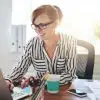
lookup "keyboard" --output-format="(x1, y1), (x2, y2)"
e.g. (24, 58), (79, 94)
(11, 86), (32, 100)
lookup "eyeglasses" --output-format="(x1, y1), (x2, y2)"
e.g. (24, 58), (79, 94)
(31, 21), (53, 30)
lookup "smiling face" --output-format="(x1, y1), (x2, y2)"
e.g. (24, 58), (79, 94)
(33, 13), (58, 40)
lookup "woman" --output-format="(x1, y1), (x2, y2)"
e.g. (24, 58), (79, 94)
(6, 5), (77, 90)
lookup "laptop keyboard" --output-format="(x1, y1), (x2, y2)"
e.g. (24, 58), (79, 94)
(11, 86), (32, 100)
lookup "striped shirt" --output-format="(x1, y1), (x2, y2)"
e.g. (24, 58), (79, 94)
(7, 34), (77, 85)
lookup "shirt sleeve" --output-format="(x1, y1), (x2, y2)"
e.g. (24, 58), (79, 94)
(6, 40), (33, 82)
(60, 36), (77, 85)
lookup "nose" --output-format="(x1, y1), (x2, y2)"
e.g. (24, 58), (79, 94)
(35, 28), (43, 33)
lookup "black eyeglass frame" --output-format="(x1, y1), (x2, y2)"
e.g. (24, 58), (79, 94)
(31, 21), (53, 30)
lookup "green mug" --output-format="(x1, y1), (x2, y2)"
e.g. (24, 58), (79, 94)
(46, 74), (60, 93)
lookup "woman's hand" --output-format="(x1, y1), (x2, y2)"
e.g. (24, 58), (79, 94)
(20, 76), (41, 88)
(5, 80), (14, 93)
(20, 77), (30, 88)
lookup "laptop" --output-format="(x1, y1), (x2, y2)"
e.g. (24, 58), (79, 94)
(0, 69), (32, 100)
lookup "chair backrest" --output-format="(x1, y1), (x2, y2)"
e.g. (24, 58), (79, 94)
(76, 40), (95, 79)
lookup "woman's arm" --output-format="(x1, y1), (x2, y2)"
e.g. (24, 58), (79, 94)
(6, 40), (33, 83)
(60, 37), (77, 85)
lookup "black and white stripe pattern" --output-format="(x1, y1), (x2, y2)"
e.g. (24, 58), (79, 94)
(7, 34), (77, 85)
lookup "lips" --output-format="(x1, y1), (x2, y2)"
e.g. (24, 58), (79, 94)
(37, 32), (45, 39)
(35, 29), (45, 38)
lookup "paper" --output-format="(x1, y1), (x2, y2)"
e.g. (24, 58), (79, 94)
(87, 93), (97, 100)
(85, 80), (100, 100)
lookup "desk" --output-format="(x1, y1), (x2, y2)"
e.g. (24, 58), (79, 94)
(25, 79), (94, 100)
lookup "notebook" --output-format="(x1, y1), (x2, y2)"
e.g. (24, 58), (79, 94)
(85, 80), (100, 100)
(12, 86), (32, 100)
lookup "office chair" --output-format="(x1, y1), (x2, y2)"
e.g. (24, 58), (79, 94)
(76, 40), (95, 79)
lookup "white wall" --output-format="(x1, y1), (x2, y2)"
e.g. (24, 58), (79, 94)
(0, 0), (12, 75)
(0, 0), (34, 76)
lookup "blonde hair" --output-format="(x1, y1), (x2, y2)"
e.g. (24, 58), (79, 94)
(31, 5), (63, 24)
(53, 5), (63, 22)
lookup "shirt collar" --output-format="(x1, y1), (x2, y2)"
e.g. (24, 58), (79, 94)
(38, 34), (62, 47)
